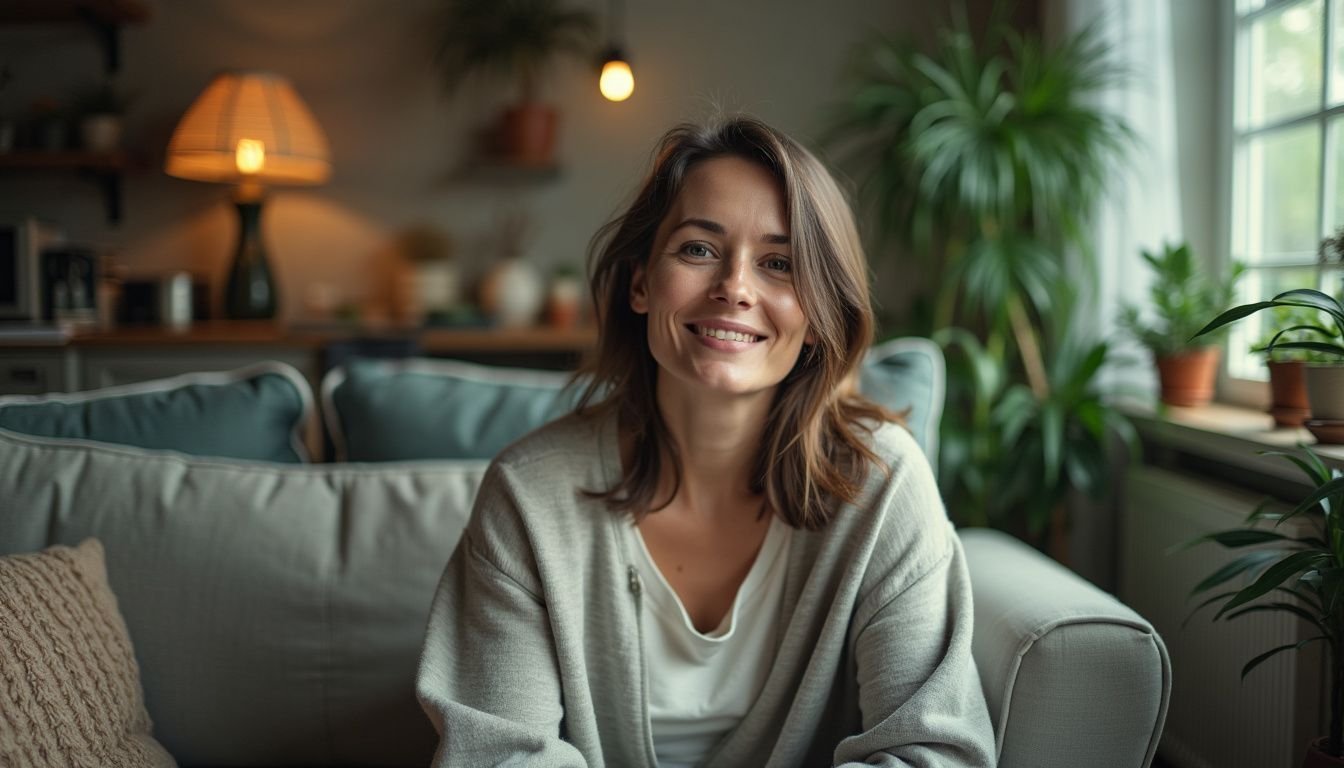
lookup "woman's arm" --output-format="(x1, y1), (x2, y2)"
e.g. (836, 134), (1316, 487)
(834, 435), (996, 767)
(415, 464), (588, 767)
(838, 527), (996, 766)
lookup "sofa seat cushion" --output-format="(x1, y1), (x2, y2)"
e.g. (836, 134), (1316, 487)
(0, 538), (176, 768)
(0, 362), (316, 463)
(0, 428), (486, 768)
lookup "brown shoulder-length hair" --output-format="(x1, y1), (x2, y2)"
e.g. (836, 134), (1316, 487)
(576, 115), (898, 531)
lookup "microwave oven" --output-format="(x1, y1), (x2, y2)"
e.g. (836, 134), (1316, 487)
(0, 216), (69, 323)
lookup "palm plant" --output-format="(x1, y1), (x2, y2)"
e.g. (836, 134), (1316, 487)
(1178, 446), (1344, 757)
(829, 3), (1133, 535)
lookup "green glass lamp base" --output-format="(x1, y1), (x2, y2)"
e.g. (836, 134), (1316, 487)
(224, 199), (278, 320)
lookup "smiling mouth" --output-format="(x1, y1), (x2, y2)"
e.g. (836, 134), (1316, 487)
(688, 324), (764, 343)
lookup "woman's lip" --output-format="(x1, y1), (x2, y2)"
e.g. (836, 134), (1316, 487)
(691, 329), (760, 351)
(685, 322), (766, 341)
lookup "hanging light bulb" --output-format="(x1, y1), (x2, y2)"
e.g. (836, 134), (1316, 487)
(598, 0), (634, 102)
(600, 48), (634, 102)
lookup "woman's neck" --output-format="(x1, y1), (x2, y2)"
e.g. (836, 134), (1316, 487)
(650, 376), (775, 518)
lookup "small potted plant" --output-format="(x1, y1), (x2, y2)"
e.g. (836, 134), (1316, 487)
(1178, 445), (1344, 766)
(434, 0), (596, 167)
(1195, 288), (1344, 434)
(1254, 305), (1333, 427)
(1119, 242), (1244, 407)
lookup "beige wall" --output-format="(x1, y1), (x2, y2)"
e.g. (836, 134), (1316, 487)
(0, 1), (991, 324)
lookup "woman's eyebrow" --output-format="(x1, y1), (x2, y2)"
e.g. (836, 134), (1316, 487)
(673, 217), (790, 245)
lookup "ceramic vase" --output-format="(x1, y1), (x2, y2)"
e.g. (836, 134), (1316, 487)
(80, 114), (122, 152)
(1305, 364), (1344, 421)
(479, 258), (543, 328)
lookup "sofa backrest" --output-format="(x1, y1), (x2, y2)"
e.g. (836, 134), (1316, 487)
(0, 428), (484, 768)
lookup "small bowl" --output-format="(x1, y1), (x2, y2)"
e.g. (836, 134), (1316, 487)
(1304, 419), (1344, 445)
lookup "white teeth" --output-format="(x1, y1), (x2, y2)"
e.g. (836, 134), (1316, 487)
(699, 326), (757, 343)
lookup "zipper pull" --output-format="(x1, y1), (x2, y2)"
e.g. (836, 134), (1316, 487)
(628, 565), (642, 596)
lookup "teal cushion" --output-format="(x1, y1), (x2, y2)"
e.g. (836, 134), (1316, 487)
(323, 358), (582, 462)
(324, 339), (945, 467)
(0, 362), (314, 463)
(861, 337), (944, 469)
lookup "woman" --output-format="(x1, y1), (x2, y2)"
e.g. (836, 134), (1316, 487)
(416, 117), (994, 767)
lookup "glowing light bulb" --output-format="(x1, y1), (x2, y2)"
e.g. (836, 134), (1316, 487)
(235, 138), (266, 174)
(600, 59), (634, 102)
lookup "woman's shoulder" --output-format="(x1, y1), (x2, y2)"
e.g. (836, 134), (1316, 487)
(490, 408), (614, 475)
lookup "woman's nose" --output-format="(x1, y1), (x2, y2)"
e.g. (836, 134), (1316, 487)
(711, 255), (756, 308)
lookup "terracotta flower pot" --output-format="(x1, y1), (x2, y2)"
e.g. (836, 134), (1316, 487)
(1267, 359), (1311, 427)
(1155, 347), (1221, 407)
(497, 103), (558, 168)
(1303, 736), (1344, 767)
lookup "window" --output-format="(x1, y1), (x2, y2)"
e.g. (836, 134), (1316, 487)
(1226, 0), (1344, 384)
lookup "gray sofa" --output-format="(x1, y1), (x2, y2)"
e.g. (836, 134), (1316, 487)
(0, 344), (1170, 767)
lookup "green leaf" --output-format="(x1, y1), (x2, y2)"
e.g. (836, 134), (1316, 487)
(1184, 549), (1281, 594)
(1192, 301), (1279, 339)
(1274, 289), (1344, 327)
(1182, 589), (1241, 629)
(1213, 551), (1330, 620)
(1241, 636), (1327, 681)
(1223, 602), (1330, 636)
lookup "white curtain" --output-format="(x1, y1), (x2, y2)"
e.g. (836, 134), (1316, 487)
(1046, 0), (1184, 396)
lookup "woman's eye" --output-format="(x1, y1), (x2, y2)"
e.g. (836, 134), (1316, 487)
(681, 243), (713, 259)
(764, 256), (792, 273)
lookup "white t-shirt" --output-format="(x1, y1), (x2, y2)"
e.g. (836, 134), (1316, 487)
(630, 515), (793, 767)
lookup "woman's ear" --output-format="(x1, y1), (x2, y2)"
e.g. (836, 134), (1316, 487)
(630, 263), (649, 314)
(805, 328), (816, 345)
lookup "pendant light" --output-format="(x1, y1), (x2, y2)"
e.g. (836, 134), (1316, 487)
(599, 0), (634, 102)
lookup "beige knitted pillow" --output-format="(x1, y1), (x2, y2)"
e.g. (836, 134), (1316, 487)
(0, 539), (176, 768)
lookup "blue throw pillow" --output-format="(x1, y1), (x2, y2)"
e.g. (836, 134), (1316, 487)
(860, 337), (945, 470)
(323, 358), (583, 462)
(0, 362), (315, 463)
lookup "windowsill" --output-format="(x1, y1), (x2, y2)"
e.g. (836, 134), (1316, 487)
(1119, 400), (1344, 485)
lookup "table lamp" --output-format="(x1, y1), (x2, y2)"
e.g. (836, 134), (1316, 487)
(165, 71), (330, 320)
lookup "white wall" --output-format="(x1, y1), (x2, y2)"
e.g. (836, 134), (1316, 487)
(0, 1), (983, 324)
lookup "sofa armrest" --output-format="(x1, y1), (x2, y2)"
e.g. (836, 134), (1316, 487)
(959, 528), (1171, 768)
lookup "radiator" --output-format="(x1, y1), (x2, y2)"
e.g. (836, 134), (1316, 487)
(1120, 465), (1326, 768)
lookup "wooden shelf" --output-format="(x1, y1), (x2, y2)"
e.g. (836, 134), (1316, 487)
(0, 150), (128, 223)
(4, 322), (600, 356)
(0, 0), (150, 73)
(0, 0), (149, 26)
(0, 150), (129, 171)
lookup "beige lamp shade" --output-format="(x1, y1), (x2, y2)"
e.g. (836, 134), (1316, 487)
(165, 71), (330, 186)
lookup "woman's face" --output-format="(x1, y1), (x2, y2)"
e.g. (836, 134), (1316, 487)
(630, 155), (813, 401)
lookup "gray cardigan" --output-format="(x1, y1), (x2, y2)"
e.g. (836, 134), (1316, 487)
(416, 411), (994, 767)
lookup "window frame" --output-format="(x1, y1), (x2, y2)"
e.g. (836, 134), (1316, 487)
(1219, 0), (1344, 408)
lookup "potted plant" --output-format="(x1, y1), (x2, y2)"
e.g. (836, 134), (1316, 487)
(1118, 242), (1243, 407)
(434, 0), (596, 167)
(1253, 305), (1332, 427)
(1179, 445), (1344, 765)
(1195, 288), (1344, 430)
